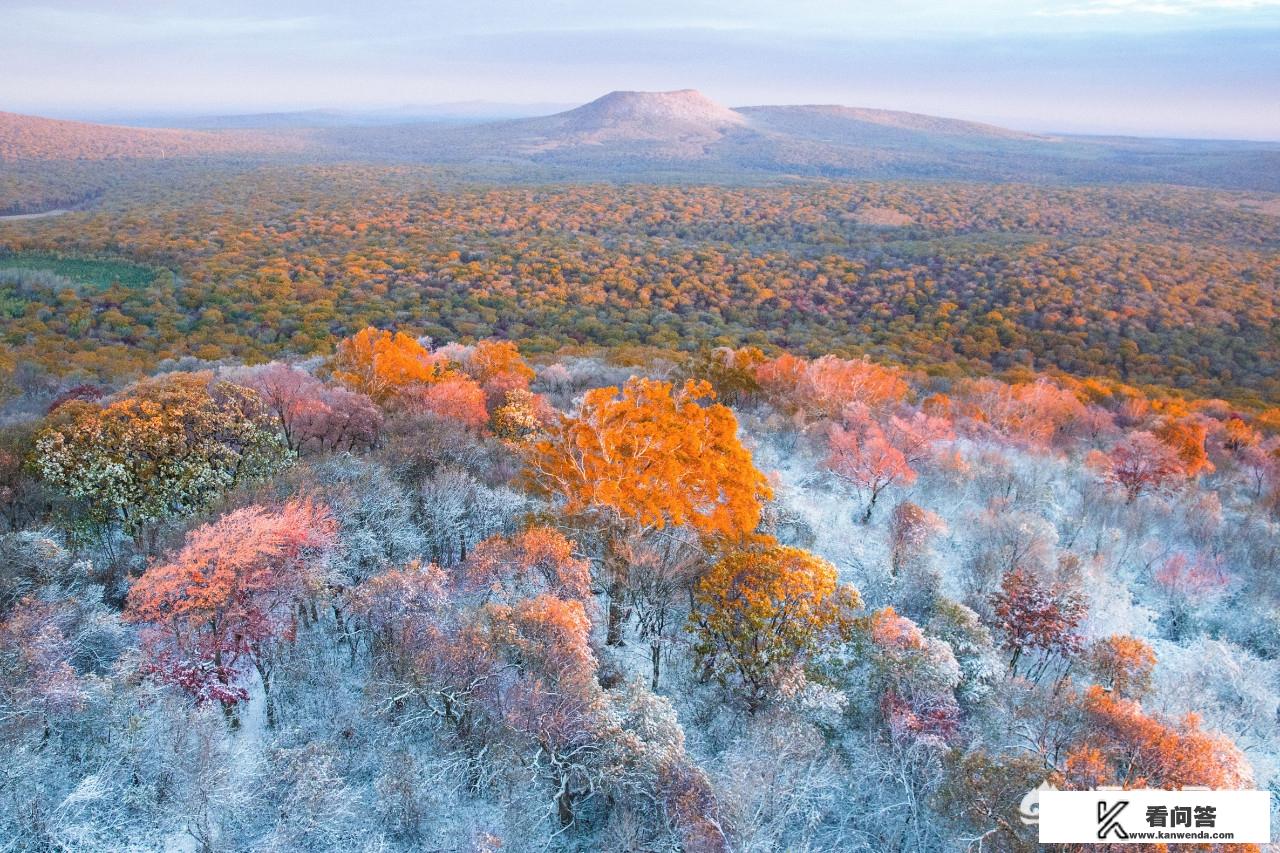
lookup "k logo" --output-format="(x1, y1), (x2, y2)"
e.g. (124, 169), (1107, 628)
(1097, 800), (1130, 840)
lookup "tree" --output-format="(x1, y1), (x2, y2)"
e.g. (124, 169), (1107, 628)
(0, 427), (48, 534)
(937, 749), (1046, 853)
(754, 353), (908, 419)
(462, 526), (592, 605)
(0, 597), (93, 736)
(523, 378), (772, 644)
(350, 553), (703, 836)
(864, 606), (962, 744)
(328, 327), (450, 404)
(32, 372), (290, 551)
(687, 346), (764, 406)
(230, 362), (381, 453)
(1090, 430), (1186, 503)
(1221, 416), (1260, 454)
(1153, 552), (1229, 639)
(990, 567), (1085, 679)
(803, 355), (909, 416)
(828, 418), (911, 524)
(1087, 635), (1156, 699)
(1063, 685), (1252, 790)
(491, 388), (550, 441)
(125, 499), (338, 725)
(487, 594), (604, 827)
(0, 530), (73, 616)
(623, 529), (709, 690)
(690, 544), (860, 711)
(888, 501), (946, 577)
(407, 375), (489, 430)
(1153, 418), (1213, 478)
(344, 560), (449, 678)
(467, 339), (537, 409)
(827, 406), (951, 524)
(960, 378), (1085, 448)
(926, 598), (1002, 707)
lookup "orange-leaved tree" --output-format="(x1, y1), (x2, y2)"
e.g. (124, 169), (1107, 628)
(1087, 635), (1157, 700)
(1153, 417), (1214, 478)
(689, 543), (860, 712)
(1062, 685), (1252, 791)
(328, 327), (451, 404)
(468, 339), (536, 405)
(522, 377), (772, 646)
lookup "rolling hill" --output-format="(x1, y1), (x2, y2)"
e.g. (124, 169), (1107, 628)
(0, 110), (307, 161)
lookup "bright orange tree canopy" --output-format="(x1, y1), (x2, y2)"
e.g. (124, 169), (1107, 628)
(328, 327), (449, 403)
(523, 377), (771, 540)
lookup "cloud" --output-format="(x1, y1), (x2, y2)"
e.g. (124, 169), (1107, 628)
(1040, 0), (1280, 15)
(4, 7), (322, 43)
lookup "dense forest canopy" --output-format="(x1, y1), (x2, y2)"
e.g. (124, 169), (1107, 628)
(1, 141), (1279, 851)
(1, 163), (1278, 407)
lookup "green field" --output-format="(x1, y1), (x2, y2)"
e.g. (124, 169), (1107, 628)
(0, 253), (157, 289)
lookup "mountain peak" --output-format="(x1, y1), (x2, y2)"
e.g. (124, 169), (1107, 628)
(567, 89), (746, 128)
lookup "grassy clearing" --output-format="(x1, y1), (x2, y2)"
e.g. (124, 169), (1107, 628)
(0, 253), (157, 289)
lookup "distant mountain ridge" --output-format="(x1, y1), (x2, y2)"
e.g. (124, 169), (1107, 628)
(739, 104), (1047, 141)
(3, 91), (1278, 191)
(0, 110), (305, 160)
(554, 89), (747, 133)
(474, 89), (750, 157)
(325, 90), (1276, 189)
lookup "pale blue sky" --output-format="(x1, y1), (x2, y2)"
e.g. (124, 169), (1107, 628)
(2, 0), (1278, 138)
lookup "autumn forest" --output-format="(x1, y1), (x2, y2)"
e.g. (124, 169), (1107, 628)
(1, 71), (1280, 853)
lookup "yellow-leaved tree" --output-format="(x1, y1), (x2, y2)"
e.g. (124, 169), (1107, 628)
(690, 544), (860, 712)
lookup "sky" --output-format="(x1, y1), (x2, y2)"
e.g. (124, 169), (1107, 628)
(2, 0), (1278, 139)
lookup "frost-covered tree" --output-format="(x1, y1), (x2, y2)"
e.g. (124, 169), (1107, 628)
(33, 372), (290, 550)
(126, 499), (338, 723)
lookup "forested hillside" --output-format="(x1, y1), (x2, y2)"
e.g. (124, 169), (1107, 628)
(5, 0), (1279, 843)
(2, 331), (1277, 850)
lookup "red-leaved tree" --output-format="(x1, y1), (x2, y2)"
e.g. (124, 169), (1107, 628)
(1092, 431), (1186, 503)
(233, 362), (382, 453)
(827, 407), (951, 523)
(126, 499), (338, 724)
(990, 567), (1086, 681)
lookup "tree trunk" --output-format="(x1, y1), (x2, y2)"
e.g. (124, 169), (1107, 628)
(261, 668), (275, 729)
(606, 579), (627, 646)
(213, 642), (238, 728)
(603, 536), (630, 646)
(859, 486), (884, 524)
(555, 775), (574, 828)
(650, 639), (662, 691)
